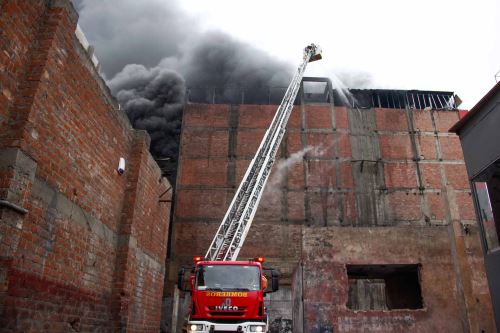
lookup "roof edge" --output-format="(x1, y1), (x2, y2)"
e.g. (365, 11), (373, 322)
(450, 81), (500, 133)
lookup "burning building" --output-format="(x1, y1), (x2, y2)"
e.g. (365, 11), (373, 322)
(165, 79), (497, 332)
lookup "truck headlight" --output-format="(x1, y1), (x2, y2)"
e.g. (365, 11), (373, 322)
(249, 325), (265, 332)
(189, 324), (204, 331)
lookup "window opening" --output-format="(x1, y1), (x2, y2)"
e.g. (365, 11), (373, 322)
(347, 264), (423, 310)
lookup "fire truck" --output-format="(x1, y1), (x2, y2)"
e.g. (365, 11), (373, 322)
(177, 44), (322, 333)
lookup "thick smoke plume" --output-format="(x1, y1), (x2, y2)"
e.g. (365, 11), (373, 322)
(108, 65), (185, 159)
(160, 32), (293, 104)
(75, 0), (293, 183)
(73, 0), (195, 77)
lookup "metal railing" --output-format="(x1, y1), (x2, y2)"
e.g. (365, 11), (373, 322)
(185, 82), (458, 110)
(347, 89), (457, 110)
(186, 86), (289, 105)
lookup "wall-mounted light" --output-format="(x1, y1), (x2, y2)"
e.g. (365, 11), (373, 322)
(117, 157), (125, 175)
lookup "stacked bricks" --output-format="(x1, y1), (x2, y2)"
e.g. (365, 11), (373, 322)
(173, 103), (473, 261)
(0, 1), (171, 332)
(171, 99), (495, 331)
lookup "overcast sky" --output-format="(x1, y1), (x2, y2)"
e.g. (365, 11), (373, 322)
(76, 0), (500, 109)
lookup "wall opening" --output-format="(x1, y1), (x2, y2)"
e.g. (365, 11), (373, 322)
(301, 77), (332, 104)
(346, 264), (423, 310)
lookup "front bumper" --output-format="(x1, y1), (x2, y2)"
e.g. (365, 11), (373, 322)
(186, 320), (267, 333)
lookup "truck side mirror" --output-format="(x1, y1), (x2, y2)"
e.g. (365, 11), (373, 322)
(271, 270), (279, 292)
(177, 268), (190, 292)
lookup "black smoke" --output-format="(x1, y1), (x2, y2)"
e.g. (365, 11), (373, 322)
(74, 0), (293, 184)
(108, 65), (185, 159)
(73, 0), (195, 77)
(173, 32), (292, 101)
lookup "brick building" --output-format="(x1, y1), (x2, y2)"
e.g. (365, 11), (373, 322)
(0, 1), (171, 332)
(167, 83), (497, 332)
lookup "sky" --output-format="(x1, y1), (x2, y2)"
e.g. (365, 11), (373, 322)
(177, 0), (500, 109)
(75, 0), (500, 109)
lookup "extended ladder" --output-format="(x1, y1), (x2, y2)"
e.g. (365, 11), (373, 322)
(205, 44), (322, 261)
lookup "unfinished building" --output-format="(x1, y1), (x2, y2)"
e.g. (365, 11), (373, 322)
(166, 79), (497, 332)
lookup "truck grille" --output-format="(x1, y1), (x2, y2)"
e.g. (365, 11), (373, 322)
(208, 306), (247, 317)
(208, 311), (245, 317)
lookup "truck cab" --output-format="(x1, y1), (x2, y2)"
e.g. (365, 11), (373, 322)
(178, 257), (279, 333)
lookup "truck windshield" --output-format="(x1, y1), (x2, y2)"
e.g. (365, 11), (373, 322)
(196, 265), (260, 291)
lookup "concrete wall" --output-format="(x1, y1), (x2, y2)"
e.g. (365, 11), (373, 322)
(170, 102), (496, 332)
(0, 1), (171, 332)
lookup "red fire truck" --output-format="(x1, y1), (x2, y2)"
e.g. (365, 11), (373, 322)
(178, 257), (279, 332)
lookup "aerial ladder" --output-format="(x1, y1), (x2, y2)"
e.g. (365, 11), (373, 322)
(205, 43), (322, 262)
(178, 44), (322, 333)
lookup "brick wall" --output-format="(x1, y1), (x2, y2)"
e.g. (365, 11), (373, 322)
(0, 1), (171, 332)
(0, 0), (48, 131)
(170, 101), (495, 331)
(296, 225), (495, 333)
(172, 104), (476, 256)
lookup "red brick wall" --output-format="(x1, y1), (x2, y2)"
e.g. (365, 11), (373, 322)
(173, 104), (478, 254)
(0, 0), (48, 131)
(0, 1), (171, 332)
(171, 102), (495, 331)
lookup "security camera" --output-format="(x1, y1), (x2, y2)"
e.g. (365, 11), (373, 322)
(117, 157), (125, 175)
